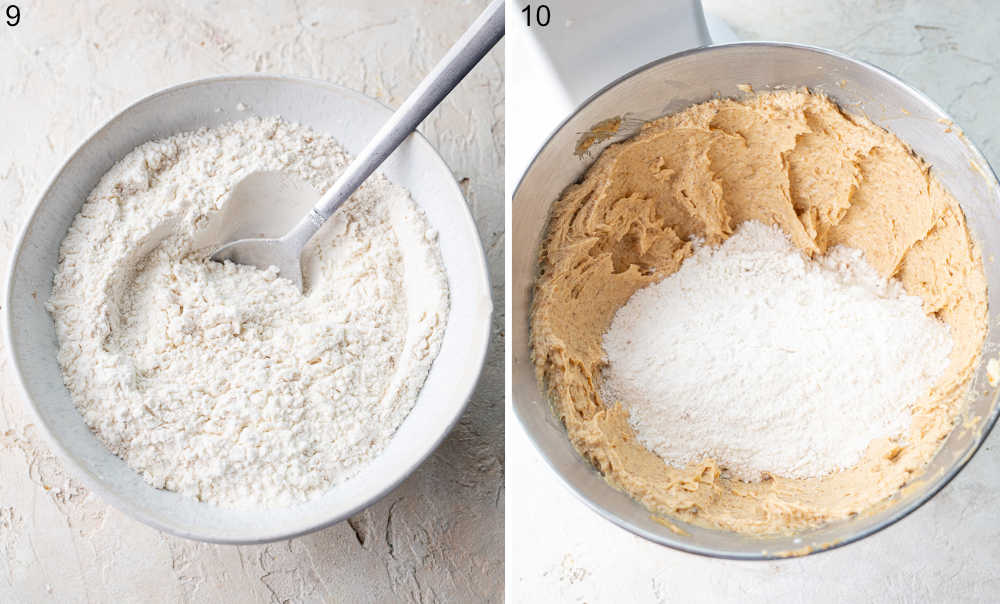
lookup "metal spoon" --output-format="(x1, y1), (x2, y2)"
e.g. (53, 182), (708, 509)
(211, 0), (504, 291)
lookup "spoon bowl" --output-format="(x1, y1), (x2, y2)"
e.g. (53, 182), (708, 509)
(212, 237), (303, 291)
(204, 170), (323, 292)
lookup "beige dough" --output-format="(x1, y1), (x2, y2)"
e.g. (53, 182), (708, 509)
(531, 90), (988, 535)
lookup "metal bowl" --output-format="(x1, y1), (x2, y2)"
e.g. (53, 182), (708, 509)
(511, 42), (1000, 559)
(5, 75), (493, 543)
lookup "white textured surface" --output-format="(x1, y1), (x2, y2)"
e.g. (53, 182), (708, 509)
(1, 1), (503, 602)
(507, 0), (1000, 602)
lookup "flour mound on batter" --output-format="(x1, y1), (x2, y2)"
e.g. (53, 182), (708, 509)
(48, 117), (449, 509)
(602, 220), (952, 482)
(531, 90), (988, 535)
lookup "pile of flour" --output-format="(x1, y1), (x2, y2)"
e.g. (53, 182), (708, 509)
(601, 221), (952, 481)
(47, 117), (449, 508)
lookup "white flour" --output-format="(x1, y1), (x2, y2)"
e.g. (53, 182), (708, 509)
(601, 221), (952, 481)
(47, 117), (449, 508)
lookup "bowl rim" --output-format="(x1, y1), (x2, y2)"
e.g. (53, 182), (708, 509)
(4, 73), (493, 544)
(511, 40), (1000, 560)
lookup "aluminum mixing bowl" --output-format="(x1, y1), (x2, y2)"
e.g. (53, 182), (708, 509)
(511, 42), (1000, 559)
(5, 75), (493, 543)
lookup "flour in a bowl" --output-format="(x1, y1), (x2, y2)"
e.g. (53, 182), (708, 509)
(47, 117), (449, 508)
(601, 221), (953, 482)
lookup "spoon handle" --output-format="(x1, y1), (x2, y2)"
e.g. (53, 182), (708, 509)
(288, 0), (505, 246)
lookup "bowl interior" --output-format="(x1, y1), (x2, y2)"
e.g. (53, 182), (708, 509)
(6, 76), (492, 543)
(511, 43), (1000, 558)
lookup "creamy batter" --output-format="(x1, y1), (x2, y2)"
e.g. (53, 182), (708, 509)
(531, 90), (988, 534)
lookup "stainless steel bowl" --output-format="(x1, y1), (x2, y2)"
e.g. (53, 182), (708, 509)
(511, 42), (1000, 559)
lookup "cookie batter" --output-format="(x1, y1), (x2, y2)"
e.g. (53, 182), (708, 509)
(531, 90), (988, 534)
